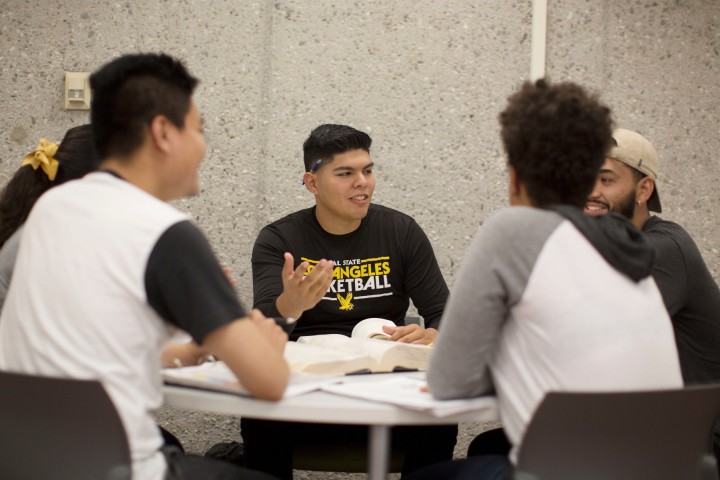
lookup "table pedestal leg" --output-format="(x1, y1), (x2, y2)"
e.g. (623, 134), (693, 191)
(368, 424), (391, 480)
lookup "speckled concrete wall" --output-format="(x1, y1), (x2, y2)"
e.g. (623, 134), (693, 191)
(2, 0), (719, 465)
(545, 0), (720, 276)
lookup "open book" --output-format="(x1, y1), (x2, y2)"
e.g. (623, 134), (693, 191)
(286, 323), (432, 375)
(162, 361), (339, 398)
(351, 317), (397, 340)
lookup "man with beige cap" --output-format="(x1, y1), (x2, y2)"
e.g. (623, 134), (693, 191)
(584, 128), (663, 227)
(585, 128), (720, 467)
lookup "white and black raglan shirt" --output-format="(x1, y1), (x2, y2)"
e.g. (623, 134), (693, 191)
(0, 172), (245, 480)
(428, 205), (684, 463)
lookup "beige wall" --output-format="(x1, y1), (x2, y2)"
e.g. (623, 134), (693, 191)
(2, 1), (717, 294)
(2, 0), (719, 457)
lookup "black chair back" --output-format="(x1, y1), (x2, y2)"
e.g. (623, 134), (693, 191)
(0, 370), (131, 480)
(515, 385), (720, 480)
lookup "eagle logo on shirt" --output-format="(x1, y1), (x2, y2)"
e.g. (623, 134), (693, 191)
(337, 292), (354, 311)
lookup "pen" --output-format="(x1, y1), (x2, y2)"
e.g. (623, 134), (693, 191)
(301, 159), (323, 185)
(309, 159), (323, 173)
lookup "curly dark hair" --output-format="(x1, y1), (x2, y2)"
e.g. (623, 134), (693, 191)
(0, 124), (99, 248)
(500, 79), (614, 208)
(302, 124), (372, 172)
(90, 53), (198, 160)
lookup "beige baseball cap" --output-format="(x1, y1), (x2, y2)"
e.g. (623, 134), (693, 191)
(608, 128), (662, 213)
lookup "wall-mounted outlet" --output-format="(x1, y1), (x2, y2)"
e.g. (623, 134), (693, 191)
(64, 72), (91, 110)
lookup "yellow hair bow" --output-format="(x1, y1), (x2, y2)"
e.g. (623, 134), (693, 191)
(21, 138), (60, 181)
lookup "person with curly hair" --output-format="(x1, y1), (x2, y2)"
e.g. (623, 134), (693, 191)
(406, 79), (684, 480)
(0, 124), (99, 309)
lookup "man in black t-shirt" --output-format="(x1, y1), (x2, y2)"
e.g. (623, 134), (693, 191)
(584, 128), (720, 385)
(254, 202), (448, 340)
(585, 128), (720, 468)
(253, 124), (448, 342)
(243, 124), (456, 479)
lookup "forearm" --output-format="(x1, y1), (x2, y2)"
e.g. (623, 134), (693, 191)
(161, 342), (206, 368)
(202, 319), (290, 401)
(274, 293), (305, 320)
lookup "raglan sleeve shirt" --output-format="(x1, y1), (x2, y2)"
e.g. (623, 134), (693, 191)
(427, 208), (558, 400)
(145, 221), (247, 342)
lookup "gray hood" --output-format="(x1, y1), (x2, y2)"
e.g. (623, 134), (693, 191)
(544, 205), (654, 282)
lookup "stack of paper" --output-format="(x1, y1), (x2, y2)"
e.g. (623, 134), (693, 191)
(162, 361), (340, 398)
(320, 375), (496, 417)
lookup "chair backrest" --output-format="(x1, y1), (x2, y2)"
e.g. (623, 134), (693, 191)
(515, 385), (720, 480)
(0, 370), (131, 480)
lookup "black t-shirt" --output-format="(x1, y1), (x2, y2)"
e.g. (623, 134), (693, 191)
(644, 216), (720, 385)
(145, 220), (246, 343)
(252, 204), (449, 339)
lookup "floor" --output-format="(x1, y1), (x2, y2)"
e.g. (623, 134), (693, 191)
(155, 405), (501, 479)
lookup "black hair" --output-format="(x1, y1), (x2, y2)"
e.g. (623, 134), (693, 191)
(302, 124), (372, 172)
(500, 79), (614, 208)
(0, 124), (99, 248)
(89, 52), (199, 160)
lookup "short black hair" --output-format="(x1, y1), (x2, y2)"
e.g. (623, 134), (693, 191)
(302, 124), (372, 172)
(89, 52), (199, 160)
(500, 79), (613, 208)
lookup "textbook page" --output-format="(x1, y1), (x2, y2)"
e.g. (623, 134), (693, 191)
(162, 361), (339, 398)
(296, 334), (432, 372)
(321, 375), (497, 417)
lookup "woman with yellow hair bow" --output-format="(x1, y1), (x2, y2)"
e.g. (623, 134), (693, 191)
(0, 124), (99, 309)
